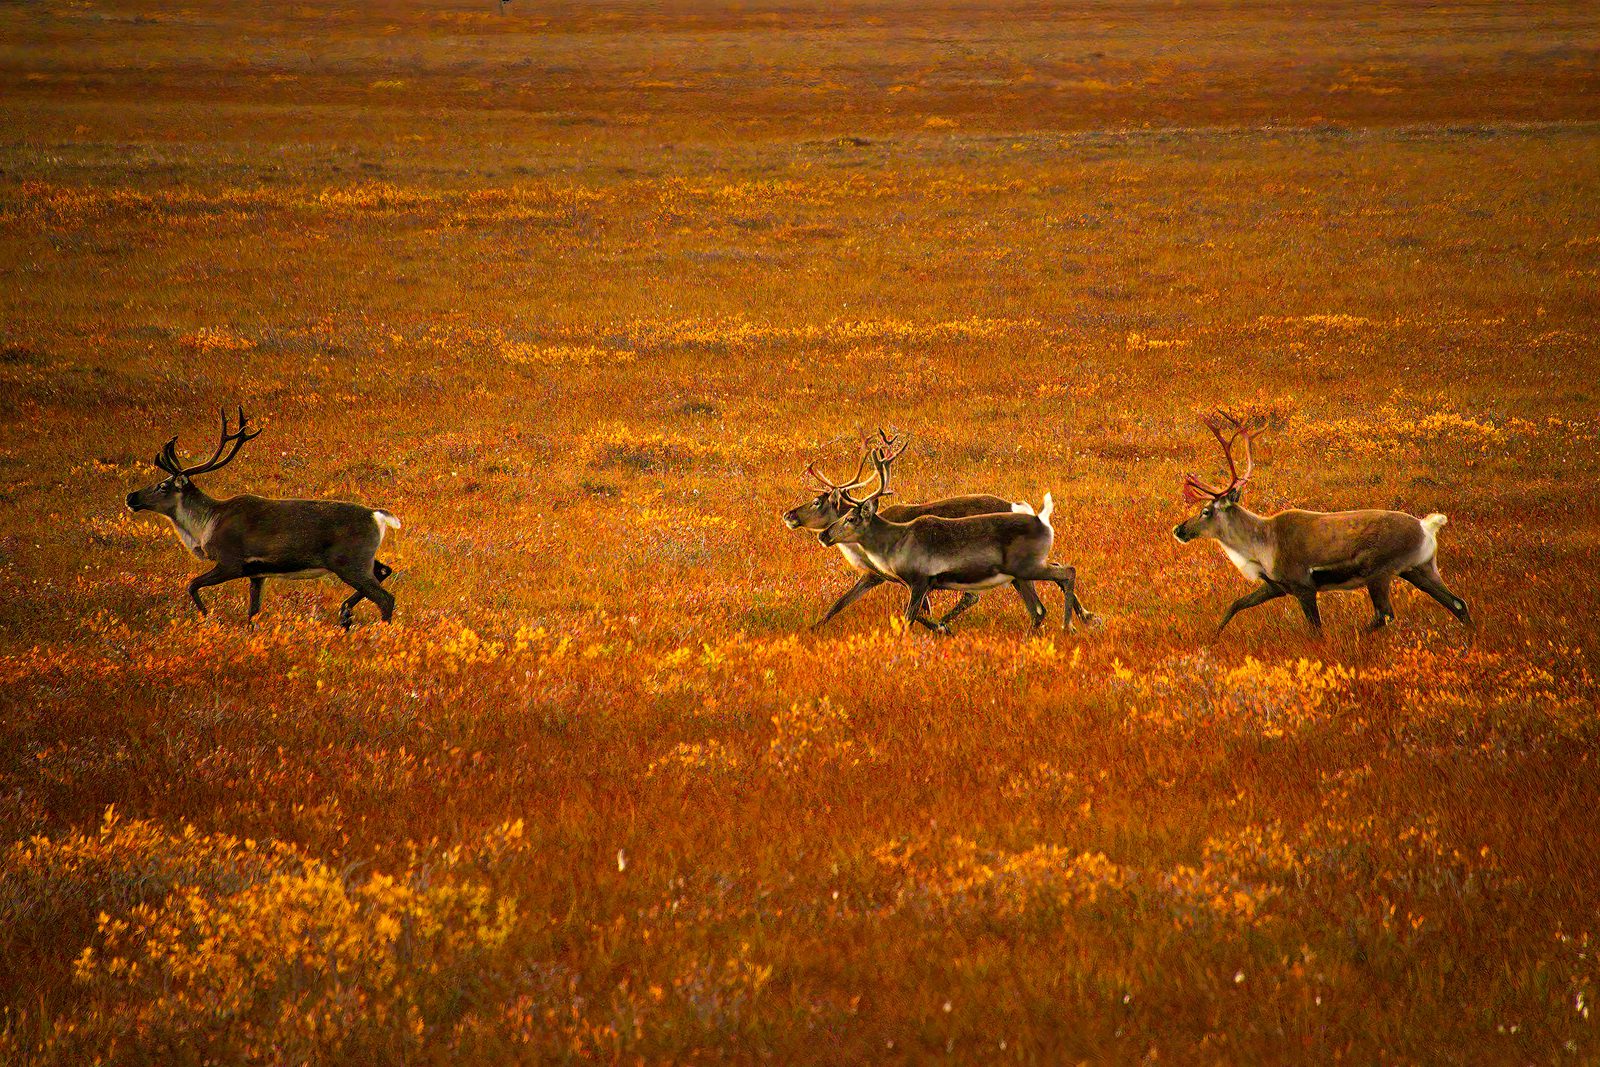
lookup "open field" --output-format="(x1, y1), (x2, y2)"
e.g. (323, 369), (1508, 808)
(2, 0), (1599, 1061)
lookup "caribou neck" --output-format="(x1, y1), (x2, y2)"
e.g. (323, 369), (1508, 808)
(854, 512), (910, 560)
(1215, 506), (1276, 577)
(823, 530), (888, 577)
(168, 486), (220, 557)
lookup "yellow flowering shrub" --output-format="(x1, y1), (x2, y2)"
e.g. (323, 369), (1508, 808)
(83, 512), (171, 547)
(874, 836), (1128, 921)
(180, 326), (254, 353)
(0, 809), (299, 974)
(64, 864), (514, 1063)
(648, 738), (744, 779)
(1114, 653), (1355, 740)
(766, 696), (877, 775)
(28, 821), (520, 1064)
(498, 340), (636, 369)
(582, 421), (734, 473)
(1310, 404), (1536, 457)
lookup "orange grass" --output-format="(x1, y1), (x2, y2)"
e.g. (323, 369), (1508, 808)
(2, 0), (1600, 1061)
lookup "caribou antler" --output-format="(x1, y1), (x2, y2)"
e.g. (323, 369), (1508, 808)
(1180, 472), (1224, 504)
(873, 430), (908, 466)
(154, 436), (184, 476)
(158, 407), (263, 479)
(805, 434), (879, 494)
(871, 432), (908, 494)
(1181, 409), (1265, 502)
(848, 431), (908, 507)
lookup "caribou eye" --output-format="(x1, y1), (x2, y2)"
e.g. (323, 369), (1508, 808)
(1202, 504), (1213, 517)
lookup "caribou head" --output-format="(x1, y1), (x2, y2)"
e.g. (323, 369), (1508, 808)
(126, 406), (261, 522)
(781, 430), (900, 531)
(1172, 410), (1266, 545)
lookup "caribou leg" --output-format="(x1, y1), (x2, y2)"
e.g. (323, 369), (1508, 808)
(1365, 579), (1395, 632)
(1217, 581), (1287, 634)
(187, 562), (244, 617)
(1043, 558), (1097, 626)
(813, 573), (886, 629)
(1013, 563), (1077, 630)
(936, 591), (983, 628)
(247, 576), (265, 625)
(1073, 593), (1098, 625)
(1010, 581), (1047, 629)
(1294, 590), (1323, 630)
(904, 578), (949, 634)
(1399, 562), (1472, 626)
(338, 559), (395, 628)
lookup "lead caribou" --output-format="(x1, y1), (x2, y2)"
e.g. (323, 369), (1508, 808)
(818, 447), (1080, 634)
(125, 409), (400, 627)
(1173, 411), (1471, 633)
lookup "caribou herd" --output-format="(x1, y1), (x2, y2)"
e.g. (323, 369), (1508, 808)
(125, 408), (1472, 636)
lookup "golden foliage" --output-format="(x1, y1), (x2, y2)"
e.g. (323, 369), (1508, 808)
(2, 0), (1599, 1060)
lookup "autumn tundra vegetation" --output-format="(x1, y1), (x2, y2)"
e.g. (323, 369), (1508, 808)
(2, 0), (1599, 1062)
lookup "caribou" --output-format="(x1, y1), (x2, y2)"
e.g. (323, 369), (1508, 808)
(1173, 411), (1471, 633)
(784, 434), (1024, 629)
(817, 447), (1079, 635)
(784, 434), (1092, 631)
(125, 408), (400, 627)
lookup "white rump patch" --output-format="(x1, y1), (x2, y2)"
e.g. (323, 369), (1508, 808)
(373, 510), (402, 544)
(1011, 502), (1035, 516)
(1037, 492), (1054, 528)
(1415, 512), (1447, 565)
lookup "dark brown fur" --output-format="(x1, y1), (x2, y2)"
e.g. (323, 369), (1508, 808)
(820, 494), (1077, 635)
(126, 414), (398, 626)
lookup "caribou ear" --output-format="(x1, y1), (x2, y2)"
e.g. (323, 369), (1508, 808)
(1223, 486), (1242, 505)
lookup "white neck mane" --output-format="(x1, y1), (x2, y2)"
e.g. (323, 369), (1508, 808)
(167, 496), (214, 558)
